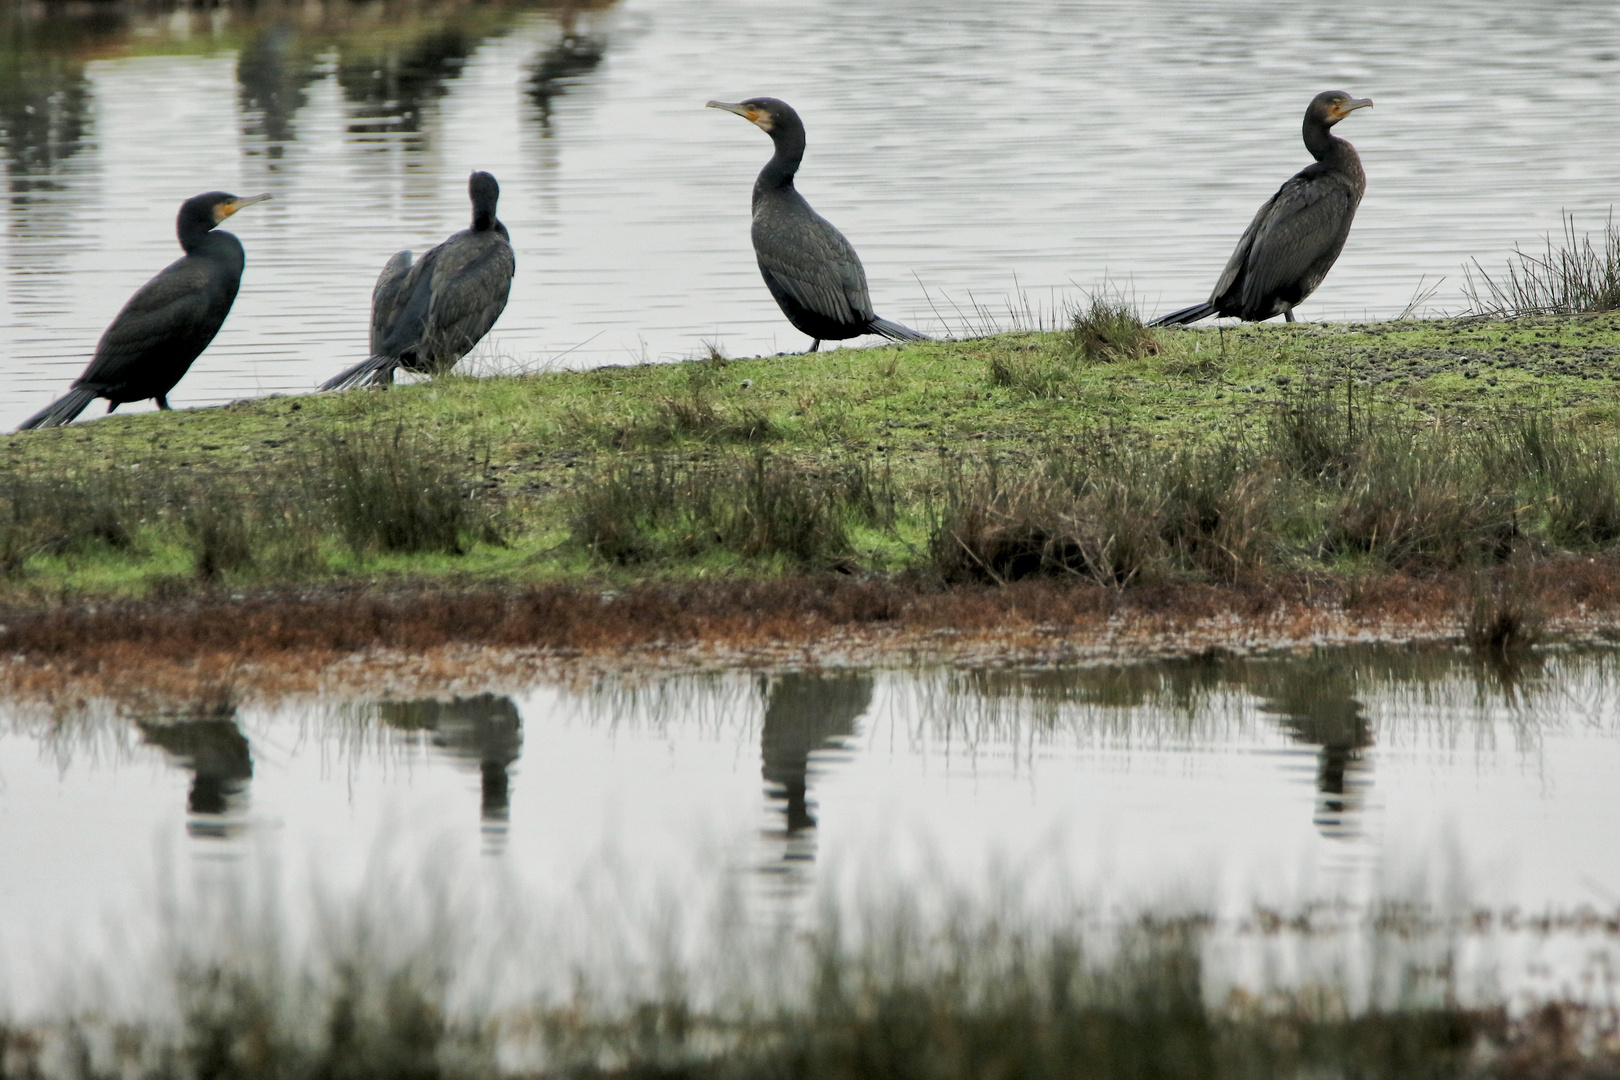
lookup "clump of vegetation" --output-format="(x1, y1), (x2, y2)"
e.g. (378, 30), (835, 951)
(1465, 571), (1546, 658)
(1321, 428), (1519, 570)
(987, 345), (1076, 399)
(0, 423), (505, 588)
(1270, 385), (1365, 483)
(182, 480), (257, 580)
(612, 360), (776, 448)
(0, 465), (141, 573)
(568, 451), (888, 568)
(1488, 417), (1620, 548)
(1158, 445), (1279, 580)
(929, 449), (1236, 587)
(928, 455), (1145, 585)
(1071, 292), (1161, 363)
(312, 425), (502, 557)
(1463, 212), (1620, 316)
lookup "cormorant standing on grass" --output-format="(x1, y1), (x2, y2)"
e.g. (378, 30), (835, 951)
(707, 97), (927, 352)
(322, 170), (515, 389)
(17, 191), (271, 430)
(1154, 91), (1372, 326)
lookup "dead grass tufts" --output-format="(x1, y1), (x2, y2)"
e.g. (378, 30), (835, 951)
(929, 454), (1164, 587)
(931, 444), (1276, 586)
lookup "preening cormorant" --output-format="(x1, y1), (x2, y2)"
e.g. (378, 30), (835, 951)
(17, 191), (271, 430)
(707, 97), (926, 351)
(322, 170), (515, 389)
(1154, 91), (1372, 326)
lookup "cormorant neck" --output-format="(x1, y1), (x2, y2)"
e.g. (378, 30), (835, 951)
(1303, 117), (1343, 162)
(473, 209), (497, 231)
(178, 223), (224, 256)
(758, 122), (806, 191)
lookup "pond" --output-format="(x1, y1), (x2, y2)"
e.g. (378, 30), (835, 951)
(4, 0), (1620, 428)
(2, 645), (1617, 1016)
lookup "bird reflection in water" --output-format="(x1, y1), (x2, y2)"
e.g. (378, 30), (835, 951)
(236, 22), (322, 156)
(759, 672), (873, 875)
(337, 29), (478, 139)
(527, 28), (607, 129)
(375, 694), (523, 850)
(1250, 663), (1374, 839)
(136, 709), (253, 841)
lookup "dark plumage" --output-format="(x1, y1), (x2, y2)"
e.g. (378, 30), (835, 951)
(1155, 91), (1373, 327)
(322, 170), (515, 390)
(17, 191), (270, 430)
(707, 96), (926, 352)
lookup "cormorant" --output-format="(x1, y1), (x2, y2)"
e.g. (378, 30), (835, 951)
(1154, 91), (1372, 326)
(17, 191), (271, 430)
(707, 97), (926, 351)
(322, 170), (515, 389)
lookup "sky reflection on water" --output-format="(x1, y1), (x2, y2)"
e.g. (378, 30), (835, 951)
(1, 644), (1618, 1011)
(5, 0), (1620, 427)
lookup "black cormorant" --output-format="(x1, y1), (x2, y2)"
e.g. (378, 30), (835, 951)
(707, 97), (926, 351)
(1154, 91), (1372, 326)
(17, 191), (271, 430)
(322, 170), (515, 389)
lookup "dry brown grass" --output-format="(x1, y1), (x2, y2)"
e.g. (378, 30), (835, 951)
(5, 557), (1620, 704)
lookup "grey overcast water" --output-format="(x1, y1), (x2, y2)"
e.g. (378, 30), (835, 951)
(3, 0), (1620, 428)
(2, 647), (1619, 1013)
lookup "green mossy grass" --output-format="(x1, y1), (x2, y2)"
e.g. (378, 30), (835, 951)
(8, 313), (1620, 602)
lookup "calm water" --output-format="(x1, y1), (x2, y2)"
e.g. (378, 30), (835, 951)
(2, 646), (1617, 1013)
(4, 0), (1620, 428)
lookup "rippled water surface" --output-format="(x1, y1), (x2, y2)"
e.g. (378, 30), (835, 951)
(2, 646), (1618, 1011)
(4, 0), (1620, 427)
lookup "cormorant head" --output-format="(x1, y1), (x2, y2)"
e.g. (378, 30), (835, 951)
(468, 170), (501, 231)
(706, 96), (802, 139)
(1310, 90), (1373, 128)
(177, 191), (271, 240)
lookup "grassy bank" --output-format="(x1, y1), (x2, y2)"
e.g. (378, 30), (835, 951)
(7, 312), (1620, 654)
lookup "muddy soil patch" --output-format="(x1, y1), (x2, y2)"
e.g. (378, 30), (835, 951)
(5, 558), (1620, 703)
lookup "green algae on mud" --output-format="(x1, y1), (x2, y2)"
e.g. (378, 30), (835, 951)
(5, 315), (1620, 610)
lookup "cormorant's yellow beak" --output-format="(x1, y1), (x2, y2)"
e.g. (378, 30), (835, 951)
(215, 193), (272, 223)
(706, 100), (772, 131)
(1333, 97), (1373, 119)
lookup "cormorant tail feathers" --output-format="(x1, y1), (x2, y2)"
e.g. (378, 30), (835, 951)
(869, 317), (928, 342)
(320, 355), (400, 392)
(17, 387), (98, 431)
(1151, 302), (1219, 327)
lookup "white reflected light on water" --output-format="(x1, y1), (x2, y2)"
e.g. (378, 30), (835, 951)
(1, 649), (1618, 1013)
(3, 0), (1620, 427)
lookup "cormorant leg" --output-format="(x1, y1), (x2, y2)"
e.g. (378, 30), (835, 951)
(809, 339), (821, 353)
(156, 395), (172, 410)
(107, 402), (120, 414)
(1283, 307), (1296, 324)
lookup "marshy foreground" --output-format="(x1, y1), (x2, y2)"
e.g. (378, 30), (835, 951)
(7, 317), (1620, 1074)
(7, 312), (1620, 682)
